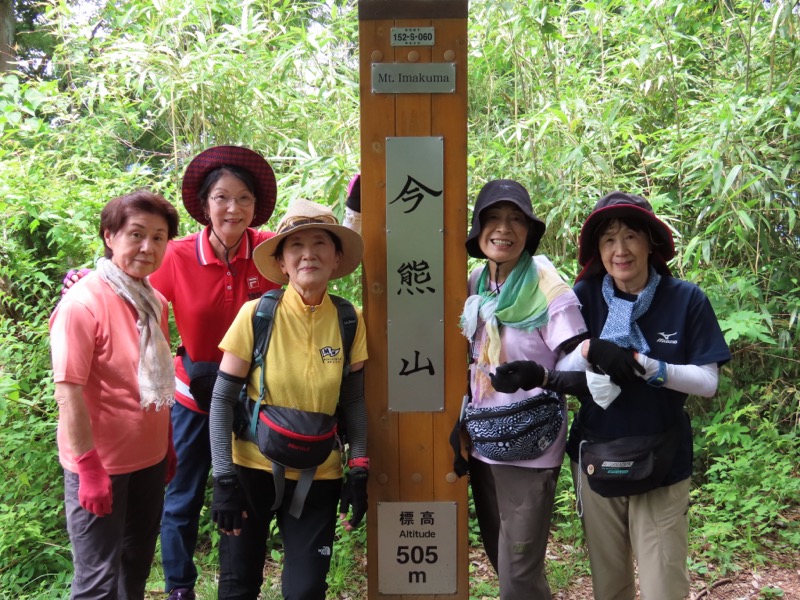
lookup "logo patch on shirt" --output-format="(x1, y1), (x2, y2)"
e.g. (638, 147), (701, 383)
(657, 331), (678, 344)
(320, 346), (342, 363)
(247, 276), (259, 290)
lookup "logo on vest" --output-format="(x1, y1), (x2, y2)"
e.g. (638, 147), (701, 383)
(319, 346), (342, 364)
(657, 331), (678, 344)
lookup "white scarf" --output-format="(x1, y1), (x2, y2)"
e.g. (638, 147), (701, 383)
(97, 258), (175, 410)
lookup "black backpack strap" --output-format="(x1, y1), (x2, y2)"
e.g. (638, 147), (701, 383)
(289, 469), (316, 519)
(270, 463), (286, 511)
(329, 294), (357, 376)
(248, 289), (284, 438)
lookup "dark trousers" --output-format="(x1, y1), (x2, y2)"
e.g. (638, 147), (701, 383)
(217, 465), (342, 600)
(161, 402), (212, 591)
(469, 456), (560, 600)
(65, 458), (166, 600)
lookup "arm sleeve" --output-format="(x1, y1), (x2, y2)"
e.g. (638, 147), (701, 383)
(537, 351), (590, 396)
(339, 369), (367, 460)
(557, 343), (590, 371)
(209, 371), (246, 478)
(636, 354), (719, 397)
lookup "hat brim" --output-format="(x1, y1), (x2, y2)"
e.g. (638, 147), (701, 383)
(253, 223), (364, 285)
(465, 196), (546, 259)
(181, 146), (277, 227)
(576, 204), (674, 282)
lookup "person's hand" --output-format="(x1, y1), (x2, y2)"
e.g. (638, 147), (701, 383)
(339, 468), (368, 531)
(75, 448), (113, 517)
(490, 361), (546, 392)
(61, 268), (91, 296)
(586, 338), (645, 385)
(211, 475), (248, 535)
(165, 420), (177, 485)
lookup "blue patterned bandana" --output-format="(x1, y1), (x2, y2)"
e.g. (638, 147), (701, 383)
(599, 267), (661, 354)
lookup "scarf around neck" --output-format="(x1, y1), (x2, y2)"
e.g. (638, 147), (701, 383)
(599, 266), (661, 354)
(97, 257), (175, 410)
(461, 251), (555, 396)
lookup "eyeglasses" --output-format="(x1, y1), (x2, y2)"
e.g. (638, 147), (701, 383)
(210, 195), (256, 208)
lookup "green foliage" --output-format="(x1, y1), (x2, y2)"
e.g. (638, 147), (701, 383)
(691, 387), (800, 574)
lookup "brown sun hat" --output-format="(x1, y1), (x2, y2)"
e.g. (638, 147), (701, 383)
(181, 146), (277, 227)
(576, 191), (674, 282)
(253, 198), (364, 285)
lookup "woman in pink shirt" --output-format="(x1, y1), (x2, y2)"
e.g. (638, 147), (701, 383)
(50, 190), (179, 599)
(61, 147), (280, 600)
(458, 180), (588, 600)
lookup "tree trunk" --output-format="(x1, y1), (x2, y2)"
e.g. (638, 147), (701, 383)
(0, 0), (14, 72)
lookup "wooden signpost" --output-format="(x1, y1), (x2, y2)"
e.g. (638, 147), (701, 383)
(358, 1), (469, 598)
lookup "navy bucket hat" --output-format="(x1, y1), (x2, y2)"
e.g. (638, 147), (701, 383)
(465, 179), (546, 259)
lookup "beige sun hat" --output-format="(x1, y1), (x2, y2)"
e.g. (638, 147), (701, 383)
(253, 198), (364, 285)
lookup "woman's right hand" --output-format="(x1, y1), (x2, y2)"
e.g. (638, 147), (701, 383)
(61, 268), (91, 295)
(211, 475), (248, 535)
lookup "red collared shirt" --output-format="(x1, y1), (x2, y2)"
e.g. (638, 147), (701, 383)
(150, 227), (279, 412)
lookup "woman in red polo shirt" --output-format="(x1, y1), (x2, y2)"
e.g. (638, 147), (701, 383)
(152, 146), (281, 600)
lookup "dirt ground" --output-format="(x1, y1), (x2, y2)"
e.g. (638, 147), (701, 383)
(253, 544), (800, 599)
(464, 540), (800, 600)
(551, 563), (800, 600)
(511, 545), (800, 600)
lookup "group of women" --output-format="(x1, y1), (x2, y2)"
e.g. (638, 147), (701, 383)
(462, 180), (730, 600)
(52, 146), (367, 600)
(51, 144), (729, 600)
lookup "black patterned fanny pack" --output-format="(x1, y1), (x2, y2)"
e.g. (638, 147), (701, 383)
(463, 390), (563, 462)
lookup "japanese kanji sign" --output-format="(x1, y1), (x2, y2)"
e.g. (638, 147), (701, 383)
(386, 136), (444, 412)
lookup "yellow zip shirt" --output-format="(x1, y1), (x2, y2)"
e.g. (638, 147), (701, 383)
(219, 284), (368, 479)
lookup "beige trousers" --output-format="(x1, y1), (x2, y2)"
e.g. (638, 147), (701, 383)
(571, 462), (690, 600)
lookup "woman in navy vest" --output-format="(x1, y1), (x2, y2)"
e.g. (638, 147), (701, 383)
(492, 192), (731, 599)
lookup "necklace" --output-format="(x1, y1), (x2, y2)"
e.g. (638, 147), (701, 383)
(210, 228), (245, 276)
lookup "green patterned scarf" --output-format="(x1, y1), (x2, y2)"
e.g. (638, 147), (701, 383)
(461, 251), (549, 368)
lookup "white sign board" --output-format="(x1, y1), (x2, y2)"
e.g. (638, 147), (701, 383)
(377, 501), (458, 594)
(390, 27), (435, 46)
(372, 63), (456, 94)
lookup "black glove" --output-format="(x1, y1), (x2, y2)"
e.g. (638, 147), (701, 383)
(586, 338), (645, 385)
(211, 475), (247, 533)
(345, 175), (361, 213)
(490, 360), (546, 393)
(339, 468), (368, 529)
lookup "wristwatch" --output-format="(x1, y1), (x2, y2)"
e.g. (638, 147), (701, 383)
(647, 360), (667, 388)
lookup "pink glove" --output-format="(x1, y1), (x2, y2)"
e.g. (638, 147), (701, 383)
(165, 419), (177, 484)
(61, 268), (92, 296)
(75, 448), (113, 517)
